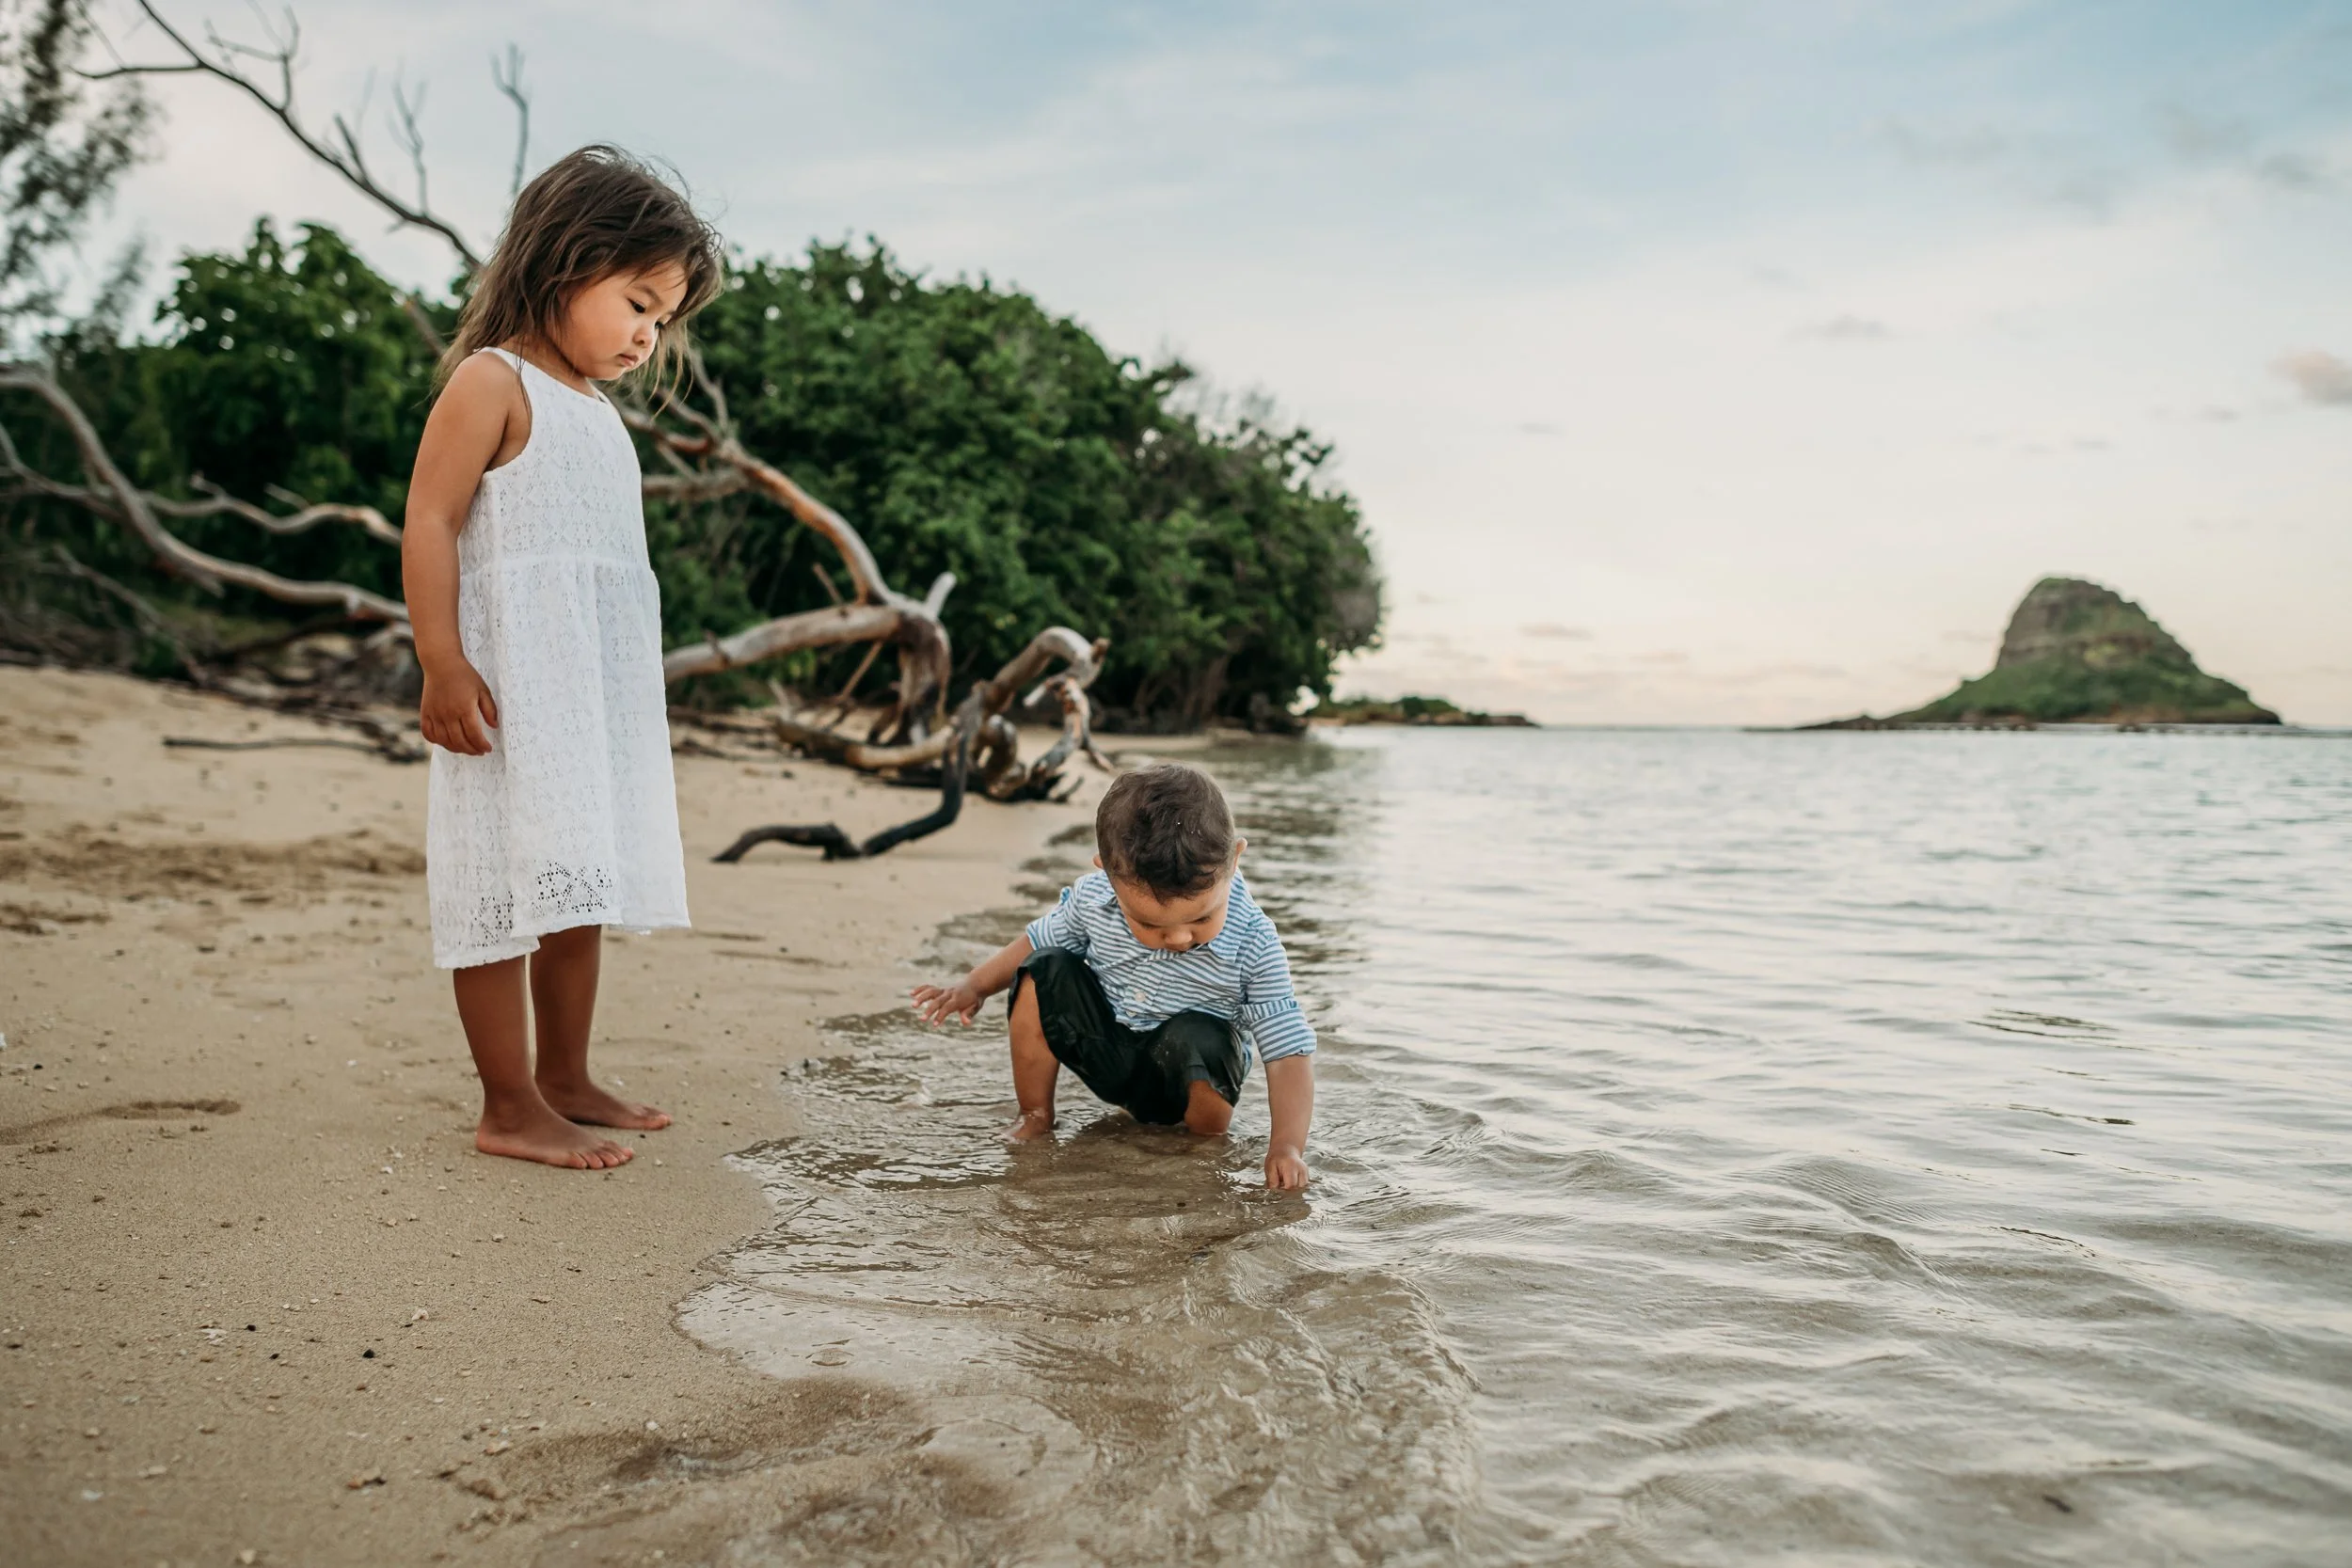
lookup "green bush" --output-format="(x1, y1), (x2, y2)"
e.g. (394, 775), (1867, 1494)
(7, 226), (1380, 727)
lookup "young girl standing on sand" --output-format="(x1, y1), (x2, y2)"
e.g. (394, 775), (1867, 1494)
(402, 146), (723, 1170)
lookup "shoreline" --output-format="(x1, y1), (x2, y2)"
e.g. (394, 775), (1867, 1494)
(0, 665), (1088, 1564)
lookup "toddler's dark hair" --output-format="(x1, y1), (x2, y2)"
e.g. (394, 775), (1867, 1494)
(437, 144), (723, 394)
(1095, 763), (1236, 899)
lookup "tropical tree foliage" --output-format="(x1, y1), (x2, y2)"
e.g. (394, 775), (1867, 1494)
(0, 0), (151, 347)
(678, 244), (1379, 724)
(10, 217), (1381, 726)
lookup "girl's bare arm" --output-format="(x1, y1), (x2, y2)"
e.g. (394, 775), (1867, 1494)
(402, 356), (524, 755)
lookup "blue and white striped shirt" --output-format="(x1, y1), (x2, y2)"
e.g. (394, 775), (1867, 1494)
(1024, 870), (1316, 1070)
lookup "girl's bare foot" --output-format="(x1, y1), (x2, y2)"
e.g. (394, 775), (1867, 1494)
(538, 1076), (672, 1131)
(476, 1104), (634, 1169)
(1003, 1110), (1056, 1144)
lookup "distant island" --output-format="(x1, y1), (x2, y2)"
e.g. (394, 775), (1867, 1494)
(1808, 577), (2280, 729)
(1314, 694), (1536, 727)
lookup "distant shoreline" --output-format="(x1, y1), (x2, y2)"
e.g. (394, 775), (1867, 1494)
(1312, 694), (1536, 728)
(1758, 721), (2347, 737)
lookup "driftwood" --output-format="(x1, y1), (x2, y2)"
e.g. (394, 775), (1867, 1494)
(0, 366), (406, 622)
(715, 630), (1109, 863)
(164, 735), (391, 756)
(10, 1), (1114, 846)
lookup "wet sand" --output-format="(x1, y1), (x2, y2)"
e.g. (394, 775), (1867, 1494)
(0, 665), (1086, 1565)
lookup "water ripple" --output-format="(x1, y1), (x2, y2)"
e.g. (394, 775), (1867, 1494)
(675, 728), (2351, 1565)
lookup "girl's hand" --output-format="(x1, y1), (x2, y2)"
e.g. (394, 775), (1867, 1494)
(1263, 1146), (1310, 1192)
(419, 658), (500, 755)
(911, 980), (984, 1026)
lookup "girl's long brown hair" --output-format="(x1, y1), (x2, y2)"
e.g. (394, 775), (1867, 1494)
(437, 144), (724, 397)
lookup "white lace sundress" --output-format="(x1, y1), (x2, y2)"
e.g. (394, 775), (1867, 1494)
(425, 347), (690, 969)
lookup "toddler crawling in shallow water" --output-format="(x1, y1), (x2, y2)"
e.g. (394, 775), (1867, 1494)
(912, 762), (1316, 1190)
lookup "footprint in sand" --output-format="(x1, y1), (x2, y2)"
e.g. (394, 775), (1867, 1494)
(0, 1098), (243, 1146)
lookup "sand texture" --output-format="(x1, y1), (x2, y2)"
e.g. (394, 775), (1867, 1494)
(0, 666), (1085, 1565)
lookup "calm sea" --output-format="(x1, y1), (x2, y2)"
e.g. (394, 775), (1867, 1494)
(680, 727), (2352, 1565)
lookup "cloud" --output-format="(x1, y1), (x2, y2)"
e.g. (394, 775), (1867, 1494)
(1518, 622), (1591, 640)
(1878, 118), (2124, 216)
(2157, 105), (2255, 163)
(1797, 314), (1890, 342)
(2275, 350), (2352, 405)
(2159, 104), (2334, 192)
(1881, 120), (2010, 169)
(2257, 151), (2332, 191)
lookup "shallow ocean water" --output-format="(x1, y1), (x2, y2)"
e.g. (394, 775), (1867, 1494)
(680, 728), (2352, 1564)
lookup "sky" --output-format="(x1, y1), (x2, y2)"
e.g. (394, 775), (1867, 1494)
(84, 0), (2352, 723)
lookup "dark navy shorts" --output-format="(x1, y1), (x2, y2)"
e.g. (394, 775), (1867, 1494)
(1016, 948), (1246, 1126)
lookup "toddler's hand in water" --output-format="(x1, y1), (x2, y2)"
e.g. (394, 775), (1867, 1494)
(911, 980), (984, 1026)
(1264, 1147), (1309, 1192)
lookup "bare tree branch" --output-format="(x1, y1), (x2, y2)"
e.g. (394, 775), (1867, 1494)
(384, 71), (430, 221)
(984, 674), (1103, 801)
(0, 365), (406, 622)
(490, 44), (529, 199)
(659, 602), (898, 683)
(614, 406), (898, 607)
(637, 467), (748, 505)
(769, 714), (958, 772)
(0, 424), (400, 547)
(87, 1), (485, 271)
(177, 477), (401, 544)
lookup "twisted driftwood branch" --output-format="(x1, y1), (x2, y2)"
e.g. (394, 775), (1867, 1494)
(3, 442), (403, 546)
(715, 630), (1108, 862)
(0, 365), (407, 623)
(171, 478), (402, 545)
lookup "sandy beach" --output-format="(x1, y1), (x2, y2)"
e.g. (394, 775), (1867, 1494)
(0, 665), (1088, 1565)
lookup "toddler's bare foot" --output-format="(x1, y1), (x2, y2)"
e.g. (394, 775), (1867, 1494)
(539, 1077), (672, 1132)
(476, 1105), (634, 1170)
(1003, 1110), (1056, 1144)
